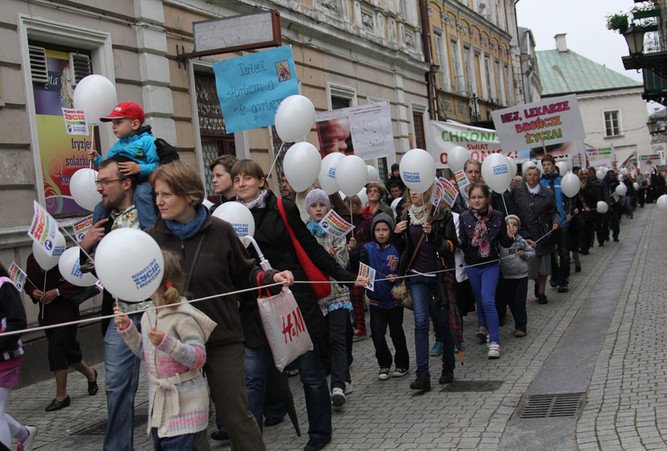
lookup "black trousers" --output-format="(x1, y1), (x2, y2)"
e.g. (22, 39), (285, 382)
(550, 228), (571, 283)
(370, 307), (409, 370)
(44, 325), (83, 371)
(498, 277), (528, 332)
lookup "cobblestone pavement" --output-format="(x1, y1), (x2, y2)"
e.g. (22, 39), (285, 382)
(6, 205), (666, 450)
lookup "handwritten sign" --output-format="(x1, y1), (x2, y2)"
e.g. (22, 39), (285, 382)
(7, 262), (27, 291)
(28, 201), (61, 256)
(358, 262), (376, 291)
(491, 94), (585, 152)
(319, 209), (354, 237)
(62, 108), (88, 135)
(73, 215), (94, 243)
(213, 45), (299, 133)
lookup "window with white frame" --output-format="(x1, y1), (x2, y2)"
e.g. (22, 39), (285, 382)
(604, 111), (622, 137)
(495, 60), (503, 104)
(484, 55), (493, 100)
(328, 83), (357, 110)
(504, 64), (512, 103)
(451, 39), (464, 93)
(464, 45), (476, 95)
(434, 29), (450, 91)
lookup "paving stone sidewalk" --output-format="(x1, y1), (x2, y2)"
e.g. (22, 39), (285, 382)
(5, 205), (665, 450)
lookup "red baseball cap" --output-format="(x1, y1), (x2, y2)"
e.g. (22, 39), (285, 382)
(100, 101), (145, 123)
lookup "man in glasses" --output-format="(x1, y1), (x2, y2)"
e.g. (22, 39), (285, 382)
(79, 155), (153, 451)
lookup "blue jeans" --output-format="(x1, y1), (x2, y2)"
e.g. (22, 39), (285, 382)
(103, 314), (142, 451)
(408, 275), (455, 380)
(150, 429), (201, 450)
(134, 182), (156, 230)
(245, 346), (331, 440)
(466, 263), (501, 344)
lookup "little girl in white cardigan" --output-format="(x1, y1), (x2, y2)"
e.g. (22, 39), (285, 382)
(115, 251), (216, 450)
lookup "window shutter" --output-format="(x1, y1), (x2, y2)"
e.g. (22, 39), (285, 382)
(29, 45), (48, 84)
(69, 53), (92, 85)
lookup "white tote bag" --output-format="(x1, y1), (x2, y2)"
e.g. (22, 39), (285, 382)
(257, 287), (314, 371)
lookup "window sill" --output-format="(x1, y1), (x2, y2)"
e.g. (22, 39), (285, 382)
(604, 134), (625, 139)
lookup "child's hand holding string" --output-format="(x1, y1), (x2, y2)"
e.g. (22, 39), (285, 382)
(114, 306), (131, 331)
(148, 329), (166, 346)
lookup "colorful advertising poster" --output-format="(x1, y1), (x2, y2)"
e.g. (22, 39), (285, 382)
(62, 108), (88, 135)
(28, 201), (63, 256)
(491, 94), (585, 152)
(33, 49), (91, 216)
(315, 102), (394, 160)
(439, 177), (459, 208)
(358, 262), (376, 291)
(213, 45), (299, 133)
(7, 262), (27, 291)
(73, 214), (94, 242)
(586, 148), (614, 168)
(319, 209), (354, 237)
(428, 120), (517, 169)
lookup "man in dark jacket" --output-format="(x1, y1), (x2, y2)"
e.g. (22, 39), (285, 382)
(602, 170), (621, 242)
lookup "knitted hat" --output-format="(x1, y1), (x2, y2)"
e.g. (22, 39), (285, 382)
(505, 214), (521, 228)
(372, 212), (395, 232)
(305, 189), (331, 211)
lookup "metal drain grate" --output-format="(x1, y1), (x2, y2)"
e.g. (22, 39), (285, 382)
(520, 393), (584, 419)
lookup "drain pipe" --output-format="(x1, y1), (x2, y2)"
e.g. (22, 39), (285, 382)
(419, 0), (438, 120)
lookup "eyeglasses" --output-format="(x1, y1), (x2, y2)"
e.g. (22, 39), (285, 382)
(94, 178), (122, 187)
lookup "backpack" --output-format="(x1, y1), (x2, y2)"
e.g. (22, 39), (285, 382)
(155, 138), (180, 165)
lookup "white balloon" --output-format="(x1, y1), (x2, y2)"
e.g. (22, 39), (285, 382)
(657, 194), (667, 211)
(32, 232), (66, 271)
(274, 95), (316, 142)
(399, 149), (436, 193)
(338, 191), (347, 200)
(356, 188), (368, 206)
(556, 161), (569, 175)
(335, 155), (368, 196)
(212, 202), (255, 237)
(481, 153), (513, 194)
(596, 170), (606, 181)
(615, 183), (627, 196)
(72, 75), (118, 126)
(202, 199), (214, 210)
(283, 142), (321, 192)
(390, 197), (401, 215)
(94, 228), (164, 302)
(522, 160), (536, 175)
(619, 168), (628, 176)
(69, 168), (101, 211)
(508, 158), (517, 179)
(596, 201), (609, 214)
(318, 152), (345, 195)
(448, 146), (469, 172)
(366, 165), (379, 182)
(633, 182), (639, 190)
(58, 247), (98, 287)
(561, 172), (581, 198)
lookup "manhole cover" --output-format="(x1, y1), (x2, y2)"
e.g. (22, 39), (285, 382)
(76, 414), (148, 435)
(520, 393), (585, 419)
(442, 380), (504, 392)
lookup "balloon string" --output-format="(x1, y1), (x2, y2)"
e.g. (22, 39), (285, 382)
(266, 142), (285, 180)
(58, 223), (94, 263)
(0, 215), (576, 338)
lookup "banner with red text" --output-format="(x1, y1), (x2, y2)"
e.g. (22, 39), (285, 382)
(428, 120), (517, 169)
(491, 94), (585, 152)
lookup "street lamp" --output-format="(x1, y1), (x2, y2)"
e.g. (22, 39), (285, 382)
(623, 25), (646, 56)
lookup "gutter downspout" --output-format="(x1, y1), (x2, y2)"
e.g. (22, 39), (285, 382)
(514, 0), (528, 104)
(419, 0), (438, 120)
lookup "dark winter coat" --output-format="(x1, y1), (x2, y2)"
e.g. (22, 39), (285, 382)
(459, 208), (513, 266)
(240, 191), (356, 347)
(0, 275), (26, 358)
(149, 214), (279, 348)
(511, 182), (560, 256)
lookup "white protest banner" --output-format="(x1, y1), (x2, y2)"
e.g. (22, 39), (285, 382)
(316, 102), (394, 160)
(7, 262), (27, 291)
(586, 148), (614, 168)
(319, 209), (354, 237)
(491, 94), (585, 152)
(428, 120), (517, 169)
(358, 262), (376, 291)
(28, 201), (61, 256)
(73, 215), (94, 243)
(62, 108), (89, 135)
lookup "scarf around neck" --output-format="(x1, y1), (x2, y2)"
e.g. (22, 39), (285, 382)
(306, 219), (328, 237)
(165, 204), (207, 240)
(237, 189), (269, 210)
(408, 203), (429, 225)
(471, 206), (493, 258)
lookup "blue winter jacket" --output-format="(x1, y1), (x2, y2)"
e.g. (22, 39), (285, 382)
(540, 172), (568, 229)
(360, 241), (400, 309)
(95, 125), (158, 181)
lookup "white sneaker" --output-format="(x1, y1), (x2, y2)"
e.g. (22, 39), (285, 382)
(344, 382), (354, 394)
(391, 367), (409, 378)
(377, 368), (390, 380)
(331, 387), (346, 407)
(19, 425), (37, 451)
(488, 342), (501, 359)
